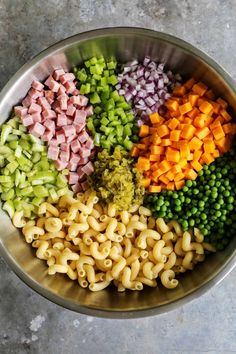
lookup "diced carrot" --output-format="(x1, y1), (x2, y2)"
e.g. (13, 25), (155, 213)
(181, 125), (196, 140)
(213, 149), (220, 158)
(203, 139), (215, 153)
(170, 111), (181, 118)
(184, 118), (192, 125)
(166, 148), (180, 163)
(195, 127), (210, 140)
(136, 144), (146, 150)
(171, 165), (182, 174)
(179, 159), (188, 168)
(193, 150), (202, 161)
(185, 169), (198, 180)
(170, 130), (181, 141)
(156, 125), (170, 137)
(179, 102), (192, 115)
(152, 169), (164, 179)
(205, 89), (215, 100)
(149, 127), (157, 134)
(175, 180), (185, 190)
(166, 182), (175, 190)
(160, 139), (171, 146)
(166, 100), (179, 112)
(189, 136), (203, 151)
(168, 118), (179, 130)
(149, 185), (162, 193)
(216, 97), (228, 109)
(187, 107), (199, 119)
(180, 142), (190, 158)
(142, 178), (151, 187)
(174, 172), (185, 181)
(172, 85), (186, 97)
(192, 82), (208, 96)
(209, 120), (221, 130)
(184, 78), (196, 90)
(193, 114), (206, 128)
(189, 94), (199, 107)
(222, 123), (233, 134)
(152, 135), (161, 145)
(130, 146), (139, 157)
(138, 157), (149, 165)
(210, 101), (221, 114)
(159, 174), (170, 185)
(191, 160), (203, 172)
(201, 153), (214, 165)
(139, 125), (150, 137)
(220, 109), (232, 122)
(150, 146), (164, 155)
(159, 160), (172, 172)
(150, 112), (161, 124)
(150, 154), (161, 162)
(199, 101), (213, 115)
(166, 170), (175, 181)
(212, 125), (225, 140)
(187, 153), (194, 161)
(215, 137), (231, 153)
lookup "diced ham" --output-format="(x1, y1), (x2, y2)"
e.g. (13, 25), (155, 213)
(79, 95), (89, 107)
(60, 150), (70, 162)
(58, 85), (66, 95)
(67, 161), (78, 172)
(22, 95), (34, 108)
(22, 114), (34, 127)
(64, 81), (76, 94)
(42, 109), (57, 120)
(67, 117), (73, 125)
(70, 153), (81, 164)
(81, 161), (94, 176)
(14, 106), (28, 118)
(72, 183), (82, 193)
(78, 157), (89, 165)
(70, 139), (81, 153)
(50, 138), (58, 146)
(52, 101), (63, 114)
(56, 131), (66, 144)
(77, 130), (89, 143)
(42, 130), (54, 142)
(28, 88), (43, 99)
(28, 102), (42, 114)
(69, 95), (81, 106)
(31, 112), (42, 123)
(54, 159), (68, 171)
(77, 167), (86, 180)
(49, 79), (60, 93)
(66, 134), (76, 143)
(38, 97), (51, 110)
(74, 110), (86, 125)
(58, 94), (68, 111)
(74, 123), (85, 134)
(60, 143), (70, 152)
(68, 172), (79, 185)
(81, 180), (90, 191)
(85, 105), (93, 116)
(60, 73), (75, 84)
(45, 90), (55, 105)
(44, 119), (55, 131)
(32, 81), (44, 91)
(29, 122), (45, 137)
(44, 75), (54, 88)
(85, 137), (94, 150)
(57, 113), (67, 127)
(72, 89), (80, 96)
(66, 104), (76, 117)
(80, 149), (91, 158)
(62, 125), (76, 137)
(53, 69), (65, 81)
(48, 145), (59, 160)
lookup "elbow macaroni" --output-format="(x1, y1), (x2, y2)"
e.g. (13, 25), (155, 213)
(19, 189), (215, 292)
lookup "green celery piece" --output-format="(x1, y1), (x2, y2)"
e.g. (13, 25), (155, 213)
(6, 161), (18, 174)
(56, 174), (68, 188)
(48, 188), (59, 203)
(101, 140), (111, 150)
(14, 170), (21, 187)
(90, 92), (101, 104)
(7, 134), (18, 142)
(1, 124), (12, 144)
(20, 186), (34, 196)
(94, 133), (101, 146)
(32, 152), (41, 163)
(107, 75), (118, 85)
(15, 145), (22, 158)
(107, 61), (117, 70)
(32, 143), (44, 152)
(123, 139), (133, 150)
(9, 141), (18, 150)
(0, 175), (11, 183)
(124, 124), (132, 137)
(57, 187), (69, 197)
(1, 189), (15, 201)
(90, 57), (98, 65)
(23, 150), (32, 159)
(33, 185), (49, 198)
(0, 145), (12, 156)
(2, 200), (15, 218)
(17, 155), (32, 168)
(100, 117), (109, 126)
(19, 139), (31, 151)
(31, 197), (44, 206)
(116, 125), (124, 137)
(30, 171), (56, 184)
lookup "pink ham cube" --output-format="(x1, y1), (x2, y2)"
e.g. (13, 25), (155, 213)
(28, 88), (43, 99)
(60, 143), (70, 152)
(68, 172), (79, 185)
(72, 183), (82, 193)
(81, 180), (90, 191)
(22, 114), (34, 127)
(66, 134), (76, 143)
(56, 131), (66, 144)
(72, 89), (80, 96)
(45, 90), (55, 105)
(60, 73), (75, 84)
(38, 97), (51, 110)
(14, 106), (28, 118)
(78, 157), (89, 165)
(60, 150), (70, 162)
(79, 95), (88, 107)
(66, 104), (76, 117)
(42, 109), (56, 120)
(29, 122), (45, 137)
(42, 130), (54, 142)
(49, 79), (60, 93)
(58, 85), (66, 95)
(58, 94), (68, 111)
(44, 119), (55, 131)
(54, 159), (68, 171)
(77, 167), (86, 180)
(70, 139), (81, 153)
(64, 81), (76, 94)
(70, 153), (81, 164)
(31, 112), (42, 123)
(85, 105), (93, 116)
(48, 145), (59, 160)
(74, 124), (85, 134)
(28, 102), (42, 114)
(62, 125), (76, 137)
(81, 161), (94, 176)
(74, 110), (86, 125)
(69, 95), (81, 106)
(78, 130), (89, 143)
(22, 95), (34, 108)
(32, 81), (44, 91)
(57, 113), (67, 127)
(85, 137), (94, 150)
(68, 161), (78, 172)
(50, 138), (58, 146)
(53, 69), (65, 81)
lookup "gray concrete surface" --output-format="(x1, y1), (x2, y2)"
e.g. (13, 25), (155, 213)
(0, 0), (236, 353)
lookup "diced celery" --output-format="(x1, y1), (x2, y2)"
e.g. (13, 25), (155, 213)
(57, 187), (70, 197)
(33, 185), (49, 198)
(1, 189), (15, 201)
(30, 171), (56, 184)
(32, 143), (44, 152)
(9, 141), (18, 150)
(56, 174), (68, 188)
(32, 197), (44, 206)
(2, 200), (15, 218)
(15, 145), (22, 158)
(7, 134), (18, 142)
(0, 176), (11, 183)
(1, 124), (12, 144)
(0, 145), (12, 155)
(6, 161), (18, 174)
(48, 188), (59, 203)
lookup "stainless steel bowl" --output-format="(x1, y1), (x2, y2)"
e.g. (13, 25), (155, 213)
(0, 27), (236, 318)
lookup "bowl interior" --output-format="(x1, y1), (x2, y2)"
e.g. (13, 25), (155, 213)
(0, 28), (236, 317)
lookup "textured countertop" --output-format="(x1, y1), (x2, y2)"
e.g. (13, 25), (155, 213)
(0, 1), (236, 353)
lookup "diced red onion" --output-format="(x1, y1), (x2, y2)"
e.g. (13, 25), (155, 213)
(118, 56), (181, 124)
